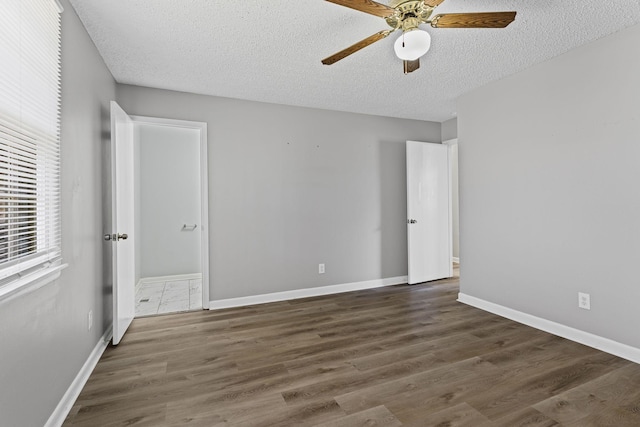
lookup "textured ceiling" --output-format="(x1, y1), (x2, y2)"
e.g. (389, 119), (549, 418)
(68, 0), (640, 122)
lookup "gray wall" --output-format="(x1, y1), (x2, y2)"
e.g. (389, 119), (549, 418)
(441, 117), (458, 141)
(0, 1), (115, 425)
(116, 85), (441, 300)
(458, 23), (640, 349)
(137, 123), (201, 278)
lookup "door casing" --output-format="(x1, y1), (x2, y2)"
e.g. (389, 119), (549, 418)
(131, 115), (210, 309)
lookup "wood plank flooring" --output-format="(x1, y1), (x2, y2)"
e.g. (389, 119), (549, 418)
(64, 268), (640, 426)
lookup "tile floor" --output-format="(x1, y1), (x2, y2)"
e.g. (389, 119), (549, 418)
(135, 278), (202, 317)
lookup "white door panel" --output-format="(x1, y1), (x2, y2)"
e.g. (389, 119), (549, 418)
(110, 101), (135, 345)
(406, 141), (452, 284)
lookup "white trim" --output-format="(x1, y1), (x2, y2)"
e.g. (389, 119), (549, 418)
(443, 139), (458, 267)
(209, 276), (409, 310)
(0, 263), (68, 304)
(457, 293), (640, 364)
(138, 273), (202, 285)
(199, 123), (210, 310)
(447, 145), (453, 275)
(130, 115), (205, 130)
(129, 115), (210, 310)
(442, 138), (458, 146)
(0, 252), (60, 281)
(45, 326), (113, 427)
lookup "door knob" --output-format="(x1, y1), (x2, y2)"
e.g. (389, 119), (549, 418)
(104, 233), (128, 241)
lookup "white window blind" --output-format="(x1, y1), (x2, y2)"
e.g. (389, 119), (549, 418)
(0, 0), (62, 284)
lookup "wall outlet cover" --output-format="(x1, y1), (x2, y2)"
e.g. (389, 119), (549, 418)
(578, 292), (591, 310)
(319, 263), (325, 274)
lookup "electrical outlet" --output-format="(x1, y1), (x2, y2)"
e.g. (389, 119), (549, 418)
(578, 292), (591, 310)
(318, 263), (325, 274)
(88, 309), (93, 331)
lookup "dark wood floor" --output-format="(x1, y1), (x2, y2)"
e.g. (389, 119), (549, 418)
(65, 267), (640, 426)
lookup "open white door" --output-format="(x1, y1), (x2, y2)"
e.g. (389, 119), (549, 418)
(406, 141), (452, 284)
(109, 101), (136, 345)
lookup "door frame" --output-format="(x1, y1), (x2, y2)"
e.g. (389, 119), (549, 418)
(442, 138), (459, 264)
(130, 115), (210, 309)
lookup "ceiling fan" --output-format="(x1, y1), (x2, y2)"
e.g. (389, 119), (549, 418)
(322, 0), (516, 74)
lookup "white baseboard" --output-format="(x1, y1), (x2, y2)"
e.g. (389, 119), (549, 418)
(138, 273), (202, 286)
(45, 326), (113, 427)
(452, 257), (460, 263)
(209, 276), (409, 310)
(457, 292), (640, 364)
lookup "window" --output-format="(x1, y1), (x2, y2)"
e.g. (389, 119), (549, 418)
(0, 0), (63, 290)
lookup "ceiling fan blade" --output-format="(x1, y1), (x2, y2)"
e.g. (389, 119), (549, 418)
(322, 30), (392, 65)
(423, 0), (446, 7)
(431, 11), (517, 28)
(403, 59), (420, 74)
(325, 0), (396, 18)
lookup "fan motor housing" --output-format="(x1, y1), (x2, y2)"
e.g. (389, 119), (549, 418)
(385, 0), (434, 30)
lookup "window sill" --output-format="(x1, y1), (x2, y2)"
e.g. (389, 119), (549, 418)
(0, 262), (69, 305)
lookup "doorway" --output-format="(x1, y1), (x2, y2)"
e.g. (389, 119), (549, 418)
(131, 117), (209, 316)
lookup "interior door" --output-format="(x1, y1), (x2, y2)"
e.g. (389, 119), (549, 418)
(406, 141), (452, 284)
(109, 101), (136, 345)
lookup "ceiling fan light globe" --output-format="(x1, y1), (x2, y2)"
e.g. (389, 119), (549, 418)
(394, 30), (431, 61)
